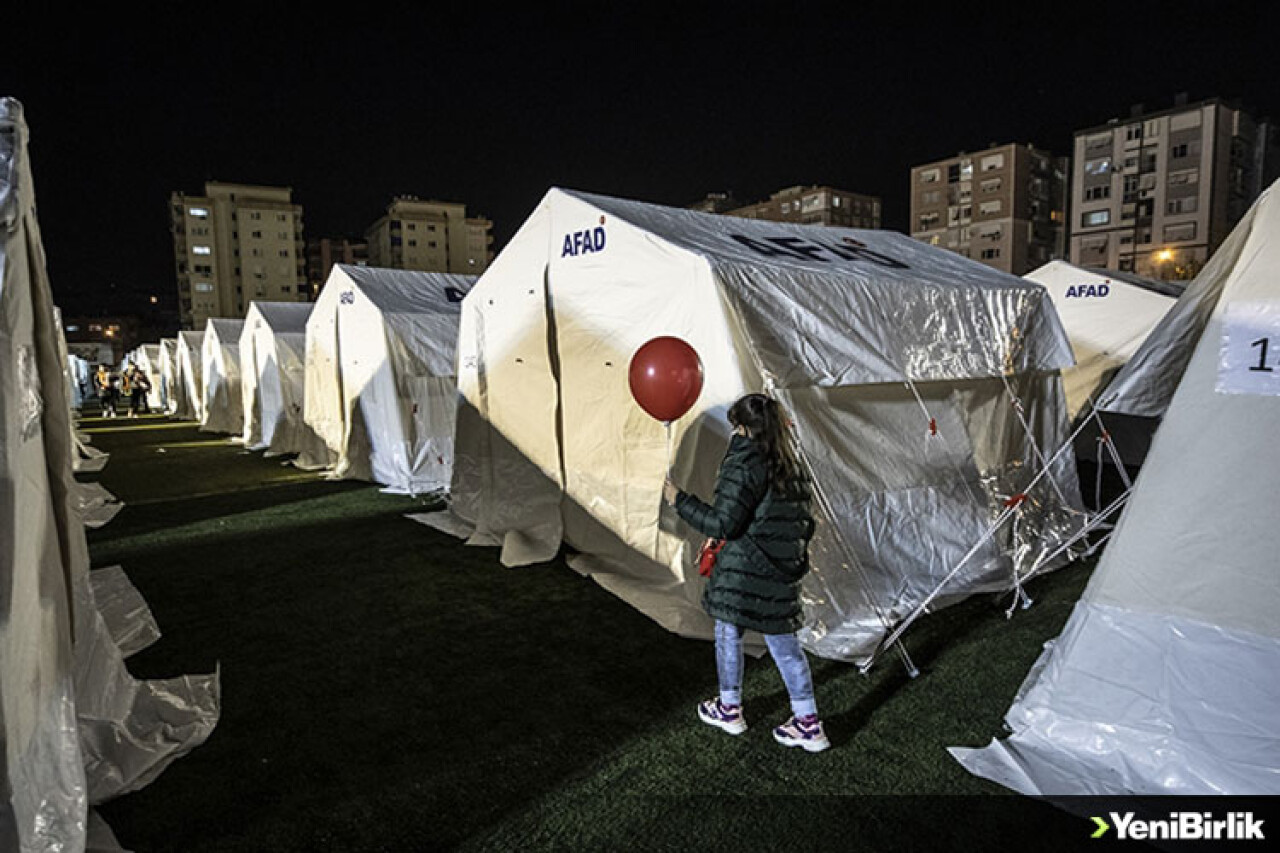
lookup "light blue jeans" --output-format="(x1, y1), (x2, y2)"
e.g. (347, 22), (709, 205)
(715, 620), (817, 717)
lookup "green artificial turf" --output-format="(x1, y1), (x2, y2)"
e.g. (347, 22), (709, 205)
(81, 413), (1106, 852)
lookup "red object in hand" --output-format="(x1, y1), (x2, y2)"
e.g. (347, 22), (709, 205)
(698, 538), (726, 577)
(629, 336), (704, 423)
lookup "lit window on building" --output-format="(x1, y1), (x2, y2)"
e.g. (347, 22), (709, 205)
(1084, 158), (1112, 176)
(193, 245), (211, 255)
(189, 207), (209, 217)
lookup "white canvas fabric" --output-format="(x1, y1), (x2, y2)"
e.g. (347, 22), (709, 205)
(200, 318), (245, 435)
(0, 97), (220, 853)
(951, 180), (1280, 795)
(68, 354), (92, 409)
(0, 96), (85, 853)
(1098, 200), (1264, 420)
(175, 330), (205, 421)
(441, 187), (1083, 662)
(158, 338), (178, 415)
(240, 301), (328, 466)
(53, 307), (93, 410)
(304, 265), (474, 494)
(135, 344), (164, 412)
(1024, 260), (1180, 419)
(71, 481), (124, 529)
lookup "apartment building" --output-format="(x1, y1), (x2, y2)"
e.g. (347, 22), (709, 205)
(305, 236), (369, 298)
(1070, 96), (1279, 279)
(365, 196), (494, 274)
(62, 315), (140, 364)
(688, 192), (741, 214)
(910, 143), (1067, 275)
(170, 182), (307, 330)
(728, 185), (881, 229)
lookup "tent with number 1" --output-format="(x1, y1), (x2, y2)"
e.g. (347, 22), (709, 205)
(951, 179), (1280, 795)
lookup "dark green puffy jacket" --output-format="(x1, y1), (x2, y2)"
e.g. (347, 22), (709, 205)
(674, 434), (815, 635)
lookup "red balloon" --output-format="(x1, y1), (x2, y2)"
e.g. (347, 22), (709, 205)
(628, 336), (704, 423)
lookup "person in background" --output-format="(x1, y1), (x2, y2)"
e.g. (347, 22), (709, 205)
(127, 365), (151, 417)
(662, 393), (828, 752)
(120, 367), (134, 417)
(95, 364), (116, 418)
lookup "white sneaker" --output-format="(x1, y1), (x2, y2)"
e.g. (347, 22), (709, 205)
(697, 697), (747, 735)
(773, 715), (830, 752)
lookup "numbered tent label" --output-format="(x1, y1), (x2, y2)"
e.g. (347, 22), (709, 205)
(1217, 302), (1280, 396)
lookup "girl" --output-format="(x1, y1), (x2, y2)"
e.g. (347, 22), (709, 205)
(663, 393), (828, 752)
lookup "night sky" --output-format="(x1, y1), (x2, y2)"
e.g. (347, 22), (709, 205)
(7, 3), (1278, 320)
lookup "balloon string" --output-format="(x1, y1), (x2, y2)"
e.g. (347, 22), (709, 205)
(658, 420), (672, 561)
(665, 420), (673, 470)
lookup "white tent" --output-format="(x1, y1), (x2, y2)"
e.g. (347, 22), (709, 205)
(133, 342), (165, 412)
(175, 330), (205, 421)
(1, 96), (219, 853)
(53, 305), (90, 409)
(159, 337), (179, 414)
(68, 353), (92, 409)
(240, 301), (328, 466)
(951, 180), (1280, 795)
(200, 318), (245, 434)
(1024, 260), (1182, 419)
(432, 187), (1084, 662)
(304, 264), (474, 494)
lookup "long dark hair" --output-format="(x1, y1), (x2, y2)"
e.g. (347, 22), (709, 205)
(727, 393), (808, 495)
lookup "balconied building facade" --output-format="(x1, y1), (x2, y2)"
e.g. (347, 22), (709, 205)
(687, 192), (741, 214)
(305, 236), (369, 299)
(170, 182), (307, 330)
(728, 185), (881, 229)
(910, 143), (1067, 275)
(1070, 96), (1279, 279)
(365, 196), (494, 274)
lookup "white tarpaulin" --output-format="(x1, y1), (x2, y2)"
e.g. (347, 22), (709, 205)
(436, 187), (1084, 662)
(54, 308), (93, 410)
(304, 264), (474, 494)
(1024, 260), (1181, 419)
(88, 566), (161, 660)
(134, 344), (164, 413)
(158, 338), (178, 415)
(69, 354), (92, 409)
(174, 330), (204, 422)
(0, 97), (220, 853)
(200, 318), (245, 435)
(73, 438), (109, 474)
(1097, 195), (1266, 420)
(71, 481), (124, 529)
(53, 305), (105, 481)
(240, 301), (329, 467)
(951, 180), (1280, 795)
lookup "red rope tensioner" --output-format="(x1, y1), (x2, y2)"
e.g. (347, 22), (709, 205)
(1003, 493), (1028, 508)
